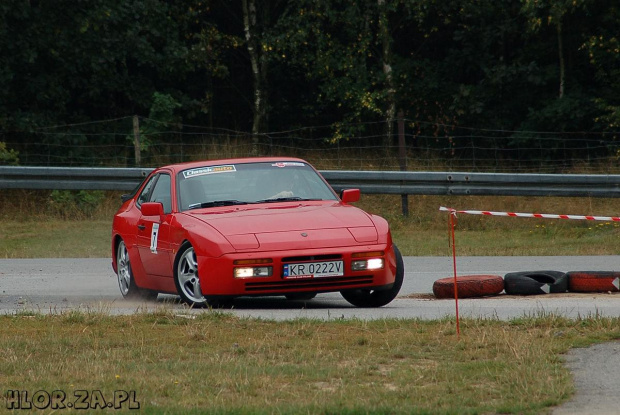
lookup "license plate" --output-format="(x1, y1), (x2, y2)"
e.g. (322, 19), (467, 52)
(283, 261), (344, 279)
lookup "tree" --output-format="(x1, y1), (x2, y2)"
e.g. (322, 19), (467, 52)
(581, 0), (620, 136)
(270, 0), (393, 145)
(521, 0), (587, 99)
(0, 0), (233, 164)
(242, 0), (268, 154)
(378, 0), (396, 153)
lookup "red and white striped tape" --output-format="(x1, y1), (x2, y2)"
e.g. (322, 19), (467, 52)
(439, 206), (620, 222)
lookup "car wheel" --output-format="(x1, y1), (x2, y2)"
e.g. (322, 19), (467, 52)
(285, 293), (317, 301)
(116, 240), (158, 300)
(174, 242), (209, 307)
(340, 245), (404, 308)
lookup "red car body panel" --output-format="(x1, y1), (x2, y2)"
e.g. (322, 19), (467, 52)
(111, 157), (397, 299)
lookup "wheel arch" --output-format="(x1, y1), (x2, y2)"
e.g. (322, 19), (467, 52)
(111, 234), (123, 274)
(173, 239), (193, 268)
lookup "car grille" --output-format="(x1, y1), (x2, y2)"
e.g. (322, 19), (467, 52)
(281, 254), (342, 262)
(244, 275), (374, 292)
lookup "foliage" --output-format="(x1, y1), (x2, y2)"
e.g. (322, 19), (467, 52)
(127, 92), (183, 159)
(48, 190), (106, 218)
(268, 0), (391, 140)
(1, 0), (619, 165)
(0, 142), (19, 165)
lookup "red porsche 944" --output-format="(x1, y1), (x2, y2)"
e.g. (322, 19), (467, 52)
(111, 157), (404, 307)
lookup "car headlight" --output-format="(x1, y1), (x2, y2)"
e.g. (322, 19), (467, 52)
(351, 252), (384, 271)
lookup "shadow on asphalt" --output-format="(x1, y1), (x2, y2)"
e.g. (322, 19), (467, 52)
(153, 294), (354, 310)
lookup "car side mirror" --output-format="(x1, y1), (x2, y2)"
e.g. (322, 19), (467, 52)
(340, 189), (360, 203)
(141, 202), (164, 217)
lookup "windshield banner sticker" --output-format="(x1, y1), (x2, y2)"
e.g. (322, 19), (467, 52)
(272, 162), (305, 168)
(182, 165), (236, 178)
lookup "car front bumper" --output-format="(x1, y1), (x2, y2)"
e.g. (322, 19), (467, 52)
(196, 244), (397, 296)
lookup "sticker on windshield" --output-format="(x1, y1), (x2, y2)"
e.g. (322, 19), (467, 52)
(182, 165), (236, 179)
(272, 162), (305, 168)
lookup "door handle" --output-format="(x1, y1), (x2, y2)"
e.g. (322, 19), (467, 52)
(137, 224), (146, 230)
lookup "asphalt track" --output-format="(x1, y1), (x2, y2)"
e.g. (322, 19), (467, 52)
(2, 256), (619, 414)
(1, 256), (620, 319)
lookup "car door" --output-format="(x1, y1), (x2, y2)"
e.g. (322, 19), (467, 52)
(136, 173), (174, 277)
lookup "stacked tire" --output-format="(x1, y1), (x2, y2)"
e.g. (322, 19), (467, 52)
(431, 269), (620, 299)
(566, 271), (620, 293)
(503, 271), (567, 295)
(433, 275), (504, 299)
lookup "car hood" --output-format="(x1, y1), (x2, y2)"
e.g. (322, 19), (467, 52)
(184, 203), (378, 251)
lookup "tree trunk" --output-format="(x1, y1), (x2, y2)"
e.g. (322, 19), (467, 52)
(242, 0), (268, 155)
(378, 0), (396, 158)
(557, 20), (565, 99)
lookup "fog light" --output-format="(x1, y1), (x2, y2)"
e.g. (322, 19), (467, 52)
(234, 266), (272, 278)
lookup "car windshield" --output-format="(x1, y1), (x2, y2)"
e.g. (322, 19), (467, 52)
(177, 161), (338, 211)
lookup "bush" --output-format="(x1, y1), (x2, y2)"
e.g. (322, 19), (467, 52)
(48, 190), (105, 218)
(0, 142), (19, 165)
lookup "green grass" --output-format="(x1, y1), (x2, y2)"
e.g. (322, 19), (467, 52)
(2, 190), (619, 258)
(2, 188), (620, 414)
(1, 220), (111, 258)
(2, 310), (620, 414)
(2, 217), (619, 258)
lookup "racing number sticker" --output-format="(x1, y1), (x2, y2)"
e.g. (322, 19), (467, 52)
(150, 223), (160, 254)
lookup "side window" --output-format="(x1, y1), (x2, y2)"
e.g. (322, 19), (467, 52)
(149, 174), (172, 214)
(137, 176), (158, 206)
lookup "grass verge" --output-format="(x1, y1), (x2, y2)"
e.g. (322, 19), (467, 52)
(3, 191), (620, 258)
(1, 310), (620, 414)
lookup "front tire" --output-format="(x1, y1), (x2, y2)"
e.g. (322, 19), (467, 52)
(340, 245), (404, 307)
(173, 243), (232, 308)
(116, 240), (158, 300)
(174, 242), (208, 307)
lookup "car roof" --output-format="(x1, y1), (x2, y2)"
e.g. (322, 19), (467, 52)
(157, 157), (310, 174)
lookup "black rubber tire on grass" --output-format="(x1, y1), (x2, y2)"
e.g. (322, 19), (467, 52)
(503, 271), (567, 295)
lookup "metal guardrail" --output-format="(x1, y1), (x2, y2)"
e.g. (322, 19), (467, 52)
(2, 166), (620, 197)
(0, 166), (153, 191)
(323, 171), (620, 197)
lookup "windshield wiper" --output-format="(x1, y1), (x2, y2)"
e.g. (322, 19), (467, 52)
(188, 200), (250, 209)
(255, 197), (322, 204)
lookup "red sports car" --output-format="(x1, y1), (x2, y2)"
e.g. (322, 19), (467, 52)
(111, 157), (404, 307)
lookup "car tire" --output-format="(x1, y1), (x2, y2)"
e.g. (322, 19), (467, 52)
(504, 271), (567, 295)
(433, 275), (504, 299)
(285, 293), (317, 301)
(567, 271), (620, 293)
(116, 240), (158, 301)
(340, 245), (404, 308)
(174, 242), (209, 307)
(173, 242), (232, 308)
